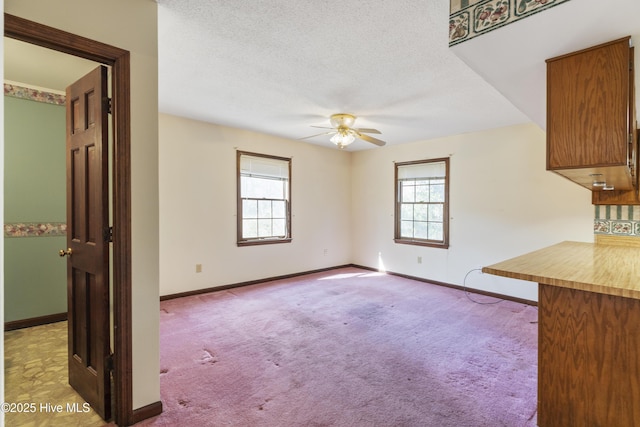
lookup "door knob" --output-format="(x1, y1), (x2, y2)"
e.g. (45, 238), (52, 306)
(59, 248), (73, 257)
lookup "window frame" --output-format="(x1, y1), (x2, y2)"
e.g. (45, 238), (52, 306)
(236, 150), (292, 246)
(394, 157), (450, 249)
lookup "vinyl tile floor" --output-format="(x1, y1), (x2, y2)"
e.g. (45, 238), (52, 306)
(4, 321), (106, 427)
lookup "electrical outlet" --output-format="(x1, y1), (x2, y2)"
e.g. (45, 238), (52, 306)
(196, 264), (202, 273)
(417, 256), (422, 264)
(323, 249), (328, 256)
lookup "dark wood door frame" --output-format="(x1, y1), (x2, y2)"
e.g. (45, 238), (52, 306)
(4, 13), (134, 425)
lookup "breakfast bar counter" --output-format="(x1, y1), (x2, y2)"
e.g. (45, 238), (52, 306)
(483, 241), (640, 427)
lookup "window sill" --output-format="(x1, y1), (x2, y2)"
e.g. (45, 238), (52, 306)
(237, 238), (292, 247)
(394, 238), (449, 249)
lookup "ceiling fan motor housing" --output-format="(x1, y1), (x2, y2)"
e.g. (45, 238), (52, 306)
(329, 113), (356, 129)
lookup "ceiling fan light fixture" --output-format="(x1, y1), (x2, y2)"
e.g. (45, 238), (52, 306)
(330, 131), (355, 148)
(301, 113), (385, 148)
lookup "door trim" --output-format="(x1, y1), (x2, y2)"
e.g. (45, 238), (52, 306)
(5, 13), (134, 425)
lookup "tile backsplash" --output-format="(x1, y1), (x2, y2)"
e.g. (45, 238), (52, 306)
(594, 205), (640, 237)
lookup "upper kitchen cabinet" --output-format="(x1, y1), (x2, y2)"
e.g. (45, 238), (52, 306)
(546, 36), (638, 204)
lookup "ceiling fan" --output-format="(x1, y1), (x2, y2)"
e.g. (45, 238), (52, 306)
(301, 113), (386, 149)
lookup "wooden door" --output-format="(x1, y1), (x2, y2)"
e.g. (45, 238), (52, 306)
(63, 65), (111, 420)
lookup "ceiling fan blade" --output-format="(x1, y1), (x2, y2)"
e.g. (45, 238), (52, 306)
(356, 132), (386, 146)
(299, 131), (335, 140)
(354, 128), (381, 134)
(310, 125), (335, 130)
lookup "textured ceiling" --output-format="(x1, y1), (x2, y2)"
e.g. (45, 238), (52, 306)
(157, 0), (529, 150)
(5, 1), (639, 152)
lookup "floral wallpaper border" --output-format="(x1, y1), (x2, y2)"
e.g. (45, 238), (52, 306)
(594, 205), (640, 237)
(4, 83), (65, 105)
(449, 0), (572, 46)
(4, 222), (67, 238)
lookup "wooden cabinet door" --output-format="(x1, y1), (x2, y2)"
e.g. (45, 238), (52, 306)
(591, 46), (639, 204)
(547, 37), (630, 170)
(538, 284), (640, 426)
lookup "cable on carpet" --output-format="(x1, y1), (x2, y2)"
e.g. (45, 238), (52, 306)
(463, 268), (504, 305)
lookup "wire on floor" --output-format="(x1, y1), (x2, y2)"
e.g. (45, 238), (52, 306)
(463, 268), (504, 305)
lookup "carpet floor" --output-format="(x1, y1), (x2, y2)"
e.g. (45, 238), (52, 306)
(137, 267), (538, 427)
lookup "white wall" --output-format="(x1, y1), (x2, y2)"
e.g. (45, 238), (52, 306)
(159, 113), (352, 296)
(350, 123), (594, 302)
(160, 119), (593, 303)
(4, 0), (160, 410)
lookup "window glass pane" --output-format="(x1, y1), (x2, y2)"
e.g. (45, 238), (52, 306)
(261, 178), (285, 199)
(400, 220), (414, 238)
(240, 176), (251, 197)
(400, 204), (414, 220)
(241, 176), (259, 199)
(272, 219), (286, 236)
(430, 184), (445, 202)
(243, 219), (258, 238)
(414, 221), (429, 239)
(415, 184), (429, 202)
(428, 222), (443, 241)
(402, 182), (415, 203)
(414, 204), (428, 221)
(258, 219), (272, 237)
(428, 204), (443, 222)
(272, 200), (285, 218)
(258, 200), (272, 218)
(243, 176), (284, 199)
(243, 199), (258, 218)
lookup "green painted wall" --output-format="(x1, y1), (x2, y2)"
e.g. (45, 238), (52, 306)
(4, 95), (67, 322)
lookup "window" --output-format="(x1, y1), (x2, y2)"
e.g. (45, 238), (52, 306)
(237, 151), (291, 246)
(394, 158), (449, 248)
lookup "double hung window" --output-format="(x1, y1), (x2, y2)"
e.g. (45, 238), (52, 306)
(237, 151), (291, 246)
(394, 158), (449, 248)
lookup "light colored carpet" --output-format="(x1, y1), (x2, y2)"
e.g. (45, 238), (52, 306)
(138, 267), (538, 426)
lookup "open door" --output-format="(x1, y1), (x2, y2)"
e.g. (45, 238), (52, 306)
(60, 65), (111, 420)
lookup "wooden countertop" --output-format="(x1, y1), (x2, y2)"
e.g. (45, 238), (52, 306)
(482, 241), (640, 299)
